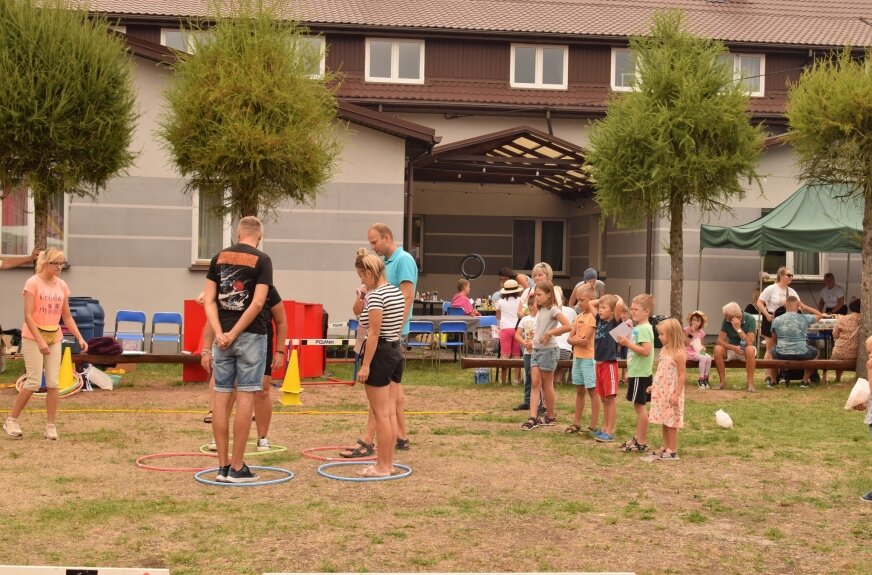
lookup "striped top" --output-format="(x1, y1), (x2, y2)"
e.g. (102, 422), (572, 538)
(360, 283), (405, 342)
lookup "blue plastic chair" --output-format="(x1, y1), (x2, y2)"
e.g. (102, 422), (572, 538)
(473, 315), (499, 356)
(114, 310), (147, 351)
(439, 320), (468, 362)
(446, 306), (467, 316)
(406, 321), (437, 366)
(150, 312), (183, 353)
(441, 301), (451, 315)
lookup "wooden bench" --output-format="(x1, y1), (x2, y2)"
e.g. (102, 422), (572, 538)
(459, 357), (855, 383)
(71, 353), (202, 365)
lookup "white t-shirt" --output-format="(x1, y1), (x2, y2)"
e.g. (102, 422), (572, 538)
(555, 306), (576, 352)
(759, 284), (798, 314)
(819, 284), (845, 309)
(517, 315), (536, 356)
(496, 296), (521, 330)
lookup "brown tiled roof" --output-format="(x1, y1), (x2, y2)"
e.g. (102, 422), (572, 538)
(88, 0), (872, 48)
(336, 76), (789, 117)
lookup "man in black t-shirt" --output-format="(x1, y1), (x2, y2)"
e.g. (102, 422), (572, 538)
(203, 216), (272, 483)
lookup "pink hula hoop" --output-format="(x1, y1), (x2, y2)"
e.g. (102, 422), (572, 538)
(136, 452), (219, 472)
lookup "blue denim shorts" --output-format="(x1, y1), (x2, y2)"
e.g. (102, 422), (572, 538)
(531, 347), (560, 372)
(213, 332), (268, 393)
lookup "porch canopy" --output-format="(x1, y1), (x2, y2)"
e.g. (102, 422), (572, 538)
(413, 126), (592, 198)
(700, 183), (863, 254)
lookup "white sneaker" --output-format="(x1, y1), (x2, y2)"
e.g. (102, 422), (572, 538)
(208, 438), (217, 451)
(44, 424), (59, 441)
(256, 437), (271, 452)
(3, 417), (22, 438)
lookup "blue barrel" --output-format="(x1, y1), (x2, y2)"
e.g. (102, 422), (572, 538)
(65, 297), (94, 341)
(84, 298), (105, 337)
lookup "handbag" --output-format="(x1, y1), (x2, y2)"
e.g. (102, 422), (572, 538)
(37, 325), (61, 346)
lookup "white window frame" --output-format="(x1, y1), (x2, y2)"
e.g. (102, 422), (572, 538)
(513, 218), (569, 276)
(735, 54), (765, 98)
(302, 36), (326, 79)
(764, 253), (827, 282)
(610, 48), (637, 92)
(718, 53), (766, 97)
(0, 188), (69, 258)
(509, 44), (569, 90)
(364, 38), (425, 84)
(161, 28), (213, 54)
(191, 192), (232, 265)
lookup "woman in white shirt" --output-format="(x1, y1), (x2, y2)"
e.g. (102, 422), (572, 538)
(755, 267), (816, 386)
(496, 279), (524, 383)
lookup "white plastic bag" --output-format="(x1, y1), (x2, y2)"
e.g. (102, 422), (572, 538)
(715, 409), (733, 429)
(844, 378), (871, 410)
(85, 365), (114, 390)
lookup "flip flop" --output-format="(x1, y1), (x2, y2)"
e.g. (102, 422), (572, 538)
(357, 465), (391, 478)
(203, 411), (212, 424)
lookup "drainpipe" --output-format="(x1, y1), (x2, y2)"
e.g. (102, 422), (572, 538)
(645, 217), (653, 293)
(545, 109), (553, 136)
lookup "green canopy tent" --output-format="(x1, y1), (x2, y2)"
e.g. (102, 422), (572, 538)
(697, 182), (863, 308)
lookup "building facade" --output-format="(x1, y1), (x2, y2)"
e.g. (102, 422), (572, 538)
(1, 0), (869, 332)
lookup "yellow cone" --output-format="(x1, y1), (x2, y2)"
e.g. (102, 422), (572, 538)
(280, 349), (302, 405)
(58, 347), (74, 388)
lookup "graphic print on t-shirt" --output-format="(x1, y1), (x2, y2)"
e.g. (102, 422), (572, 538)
(217, 252), (259, 311)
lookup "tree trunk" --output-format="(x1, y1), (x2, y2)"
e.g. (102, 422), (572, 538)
(856, 188), (872, 378)
(669, 197), (684, 319)
(32, 189), (49, 251)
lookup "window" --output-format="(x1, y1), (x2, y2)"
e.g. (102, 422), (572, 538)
(761, 208), (822, 279)
(365, 39), (424, 84)
(409, 215), (424, 272)
(192, 191), (231, 263)
(161, 29), (212, 54)
(717, 53), (765, 97)
(510, 44), (568, 89)
(161, 28), (194, 53)
(512, 219), (567, 274)
(302, 36), (326, 78)
(1, 186), (66, 256)
(611, 48), (637, 91)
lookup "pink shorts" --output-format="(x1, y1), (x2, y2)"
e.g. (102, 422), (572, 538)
(499, 328), (521, 357)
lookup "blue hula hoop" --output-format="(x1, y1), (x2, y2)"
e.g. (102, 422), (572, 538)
(317, 461), (412, 482)
(194, 465), (294, 487)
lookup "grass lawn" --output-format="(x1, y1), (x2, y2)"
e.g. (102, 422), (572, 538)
(0, 357), (869, 575)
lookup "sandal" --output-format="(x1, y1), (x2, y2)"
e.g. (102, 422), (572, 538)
(356, 465), (391, 478)
(564, 424), (581, 434)
(339, 439), (375, 458)
(203, 411), (212, 424)
(395, 438), (410, 450)
(619, 437), (649, 452)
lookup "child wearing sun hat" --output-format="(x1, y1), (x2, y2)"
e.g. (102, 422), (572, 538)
(684, 310), (712, 389)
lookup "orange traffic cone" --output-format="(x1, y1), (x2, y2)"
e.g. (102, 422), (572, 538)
(280, 349), (302, 406)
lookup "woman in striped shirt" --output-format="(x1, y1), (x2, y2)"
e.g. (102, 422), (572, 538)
(354, 248), (406, 477)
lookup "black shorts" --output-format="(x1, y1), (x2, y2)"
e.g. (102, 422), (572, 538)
(362, 339), (404, 387)
(264, 330), (274, 377)
(760, 316), (773, 338)
(626, 376), (652, 405)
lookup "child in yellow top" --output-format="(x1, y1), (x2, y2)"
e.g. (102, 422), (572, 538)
(565, 284), (599, 434)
